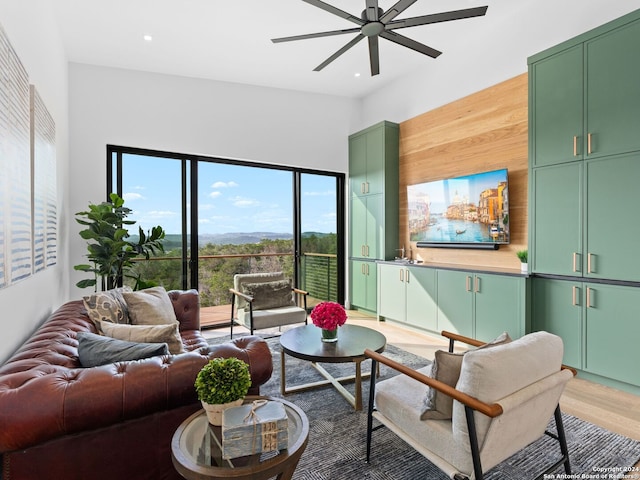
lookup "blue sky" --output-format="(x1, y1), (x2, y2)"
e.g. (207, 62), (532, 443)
(121, 154), (337, 235)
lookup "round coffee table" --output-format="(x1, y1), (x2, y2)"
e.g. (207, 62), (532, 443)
(171, 396), (309, 480)
(279, 324), (386, 411)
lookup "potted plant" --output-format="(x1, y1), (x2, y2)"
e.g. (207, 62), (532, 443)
(516, 249), (528, 273)
(310, 301), (347, 343)
(74, 193), (166, 291)
(195, 357), (252, 425)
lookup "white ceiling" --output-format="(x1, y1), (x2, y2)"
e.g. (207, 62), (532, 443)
(52, 0), (640, 99)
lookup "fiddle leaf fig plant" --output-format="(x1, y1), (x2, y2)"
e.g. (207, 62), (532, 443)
(195, 357), (251, 405)
(74, 192), (166, 291)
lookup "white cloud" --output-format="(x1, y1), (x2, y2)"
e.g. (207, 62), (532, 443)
(146, 210), (177, 219)
(123, 192), (144, 202)
(209, 191), (222, 199)
(232, 196), (260, 208)
(304, 190), (334, 197)
(212, 181), (239, 188)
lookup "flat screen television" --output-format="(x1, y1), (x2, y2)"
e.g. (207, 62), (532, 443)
(408, 168), (510, 248)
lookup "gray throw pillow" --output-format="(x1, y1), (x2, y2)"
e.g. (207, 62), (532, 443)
(77, 331), (169, 368)
(241, 280), (294, 311)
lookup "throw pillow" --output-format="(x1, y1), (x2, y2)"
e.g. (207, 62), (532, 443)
(420, 331), (512, 420)
(77, 331), (169, 367)
(122, 286), (178, 325)
(241, 280), (294, 311)
(99, 321), (185, 354)
(83, 286), (133, 332)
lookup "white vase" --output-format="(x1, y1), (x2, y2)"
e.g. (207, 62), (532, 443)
(201, 398), (243, 426)
(520, 263), (528, 273)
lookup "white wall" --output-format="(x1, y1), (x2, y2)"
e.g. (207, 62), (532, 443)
(67, 64), (359, 299)
(0, 0), (69, 362)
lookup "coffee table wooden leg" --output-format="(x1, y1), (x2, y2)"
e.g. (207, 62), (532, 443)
(354, 360), (362, 411)
(280, 349), (286, 396)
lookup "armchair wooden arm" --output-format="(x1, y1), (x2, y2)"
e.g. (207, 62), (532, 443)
(229, 288), (253, 304)
(364, 349), (503, 418)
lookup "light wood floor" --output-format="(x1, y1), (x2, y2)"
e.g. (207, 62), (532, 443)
(204, 310), (640, 469)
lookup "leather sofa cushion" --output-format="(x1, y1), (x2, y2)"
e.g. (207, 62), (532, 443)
(77, 332), (169, 367)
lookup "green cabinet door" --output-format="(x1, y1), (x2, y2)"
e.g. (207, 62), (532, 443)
(350, 260), (377, 313)
(531, 163), (582, 276)
(584, 283), (640, 385)
(474, 274), (524, 342)
(531, 45), (583, 167)
(377, 264), (406, 322)
(436, 270), (473, 337)
(365, 126), (385, 195)
(585, 154), (640, 282)
(586, 19), (640, 159)
(406, 266), (438, 331)
(349, 133), (367, 196)
(531, 278), (582, 369)
(350, 195), (383, 259)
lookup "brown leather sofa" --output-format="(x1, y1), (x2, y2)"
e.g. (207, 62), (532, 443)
(0, 290), (273, 480)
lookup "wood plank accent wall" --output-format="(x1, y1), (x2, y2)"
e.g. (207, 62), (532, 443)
(398, 73), (528, 269)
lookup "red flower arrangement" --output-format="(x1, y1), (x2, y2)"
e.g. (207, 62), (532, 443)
(310, 302), (347, 331)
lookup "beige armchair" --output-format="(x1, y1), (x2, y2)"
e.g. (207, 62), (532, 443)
(365, 330), (576, 480)
(229, 271), (308, 338)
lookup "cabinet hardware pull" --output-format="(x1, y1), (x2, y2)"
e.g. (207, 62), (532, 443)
(572, 252), (578, 272)
(573, 136), (578, 156)
(400, 269), (404, 282)
(587, 133), (592, 155)
(367, 263), (370, 275)
(475, 276), (480, 293)
(587, 253), (593, 274)
(586, 287), (593, 308)
(365, 245), (369, 257)
(361, 263), (365, 275)
(406, 270), (410, 284)
(465, 276), (471, 292)
(572, 286), (578, 306)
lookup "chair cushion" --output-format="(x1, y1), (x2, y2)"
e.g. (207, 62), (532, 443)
(238, 306), (307, 330)
(82, 287), (132, 331)
(242, 279), (294, 311)
(99, 321), (185, 354)
(234, 272), (285, 311)
(77, 331), (169, 367)
(421, 332), (511, 420)
(123, 286), (178, 325)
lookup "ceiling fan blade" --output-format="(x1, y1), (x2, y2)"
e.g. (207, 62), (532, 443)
(368, 35), (380, 76)
(314, 34), (365, 71)
(272, 27), (361, 43)
(365, 0), (380, 21)
(380, 31), (441, 58)
(379, 0), (418, 23)
(386, 6), (488, 30)
(302, 0), (364, 26)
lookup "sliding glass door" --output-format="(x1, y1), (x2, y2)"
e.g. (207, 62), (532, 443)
(108, 146), (344, 324)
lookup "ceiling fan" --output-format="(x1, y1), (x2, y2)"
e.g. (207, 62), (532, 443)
(272, 0), (488, 76)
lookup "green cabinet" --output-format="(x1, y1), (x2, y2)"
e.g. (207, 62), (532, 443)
(350, 260), (377, 314)
(530, 163), (582, 276)
(437, 270), (525, 341)
(530, 45), (583, 167)
(377, 264), (437, 331)
(529, 11), (640, 283)
(348, 121), (399, 314)
(531, 278), (583, 368)
(529, 14), (640, 166)
(532, 278), (640, 387)
(585, 154), (640, 282)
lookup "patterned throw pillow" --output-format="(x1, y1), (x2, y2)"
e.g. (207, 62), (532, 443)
(83, 287), (133, 332)
(241, 280), (294, 311)
(122, 286), (178, 325)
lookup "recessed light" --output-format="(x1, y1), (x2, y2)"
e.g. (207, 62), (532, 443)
(143, 34), (153, 42)
(354, 73), (361, 78)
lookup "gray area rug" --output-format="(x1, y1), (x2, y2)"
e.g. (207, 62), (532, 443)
(209, 334), (640, 479)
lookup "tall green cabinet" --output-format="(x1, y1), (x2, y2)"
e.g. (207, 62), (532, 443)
(348, 121), (399, 314)
(529, 9), (640, 392)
